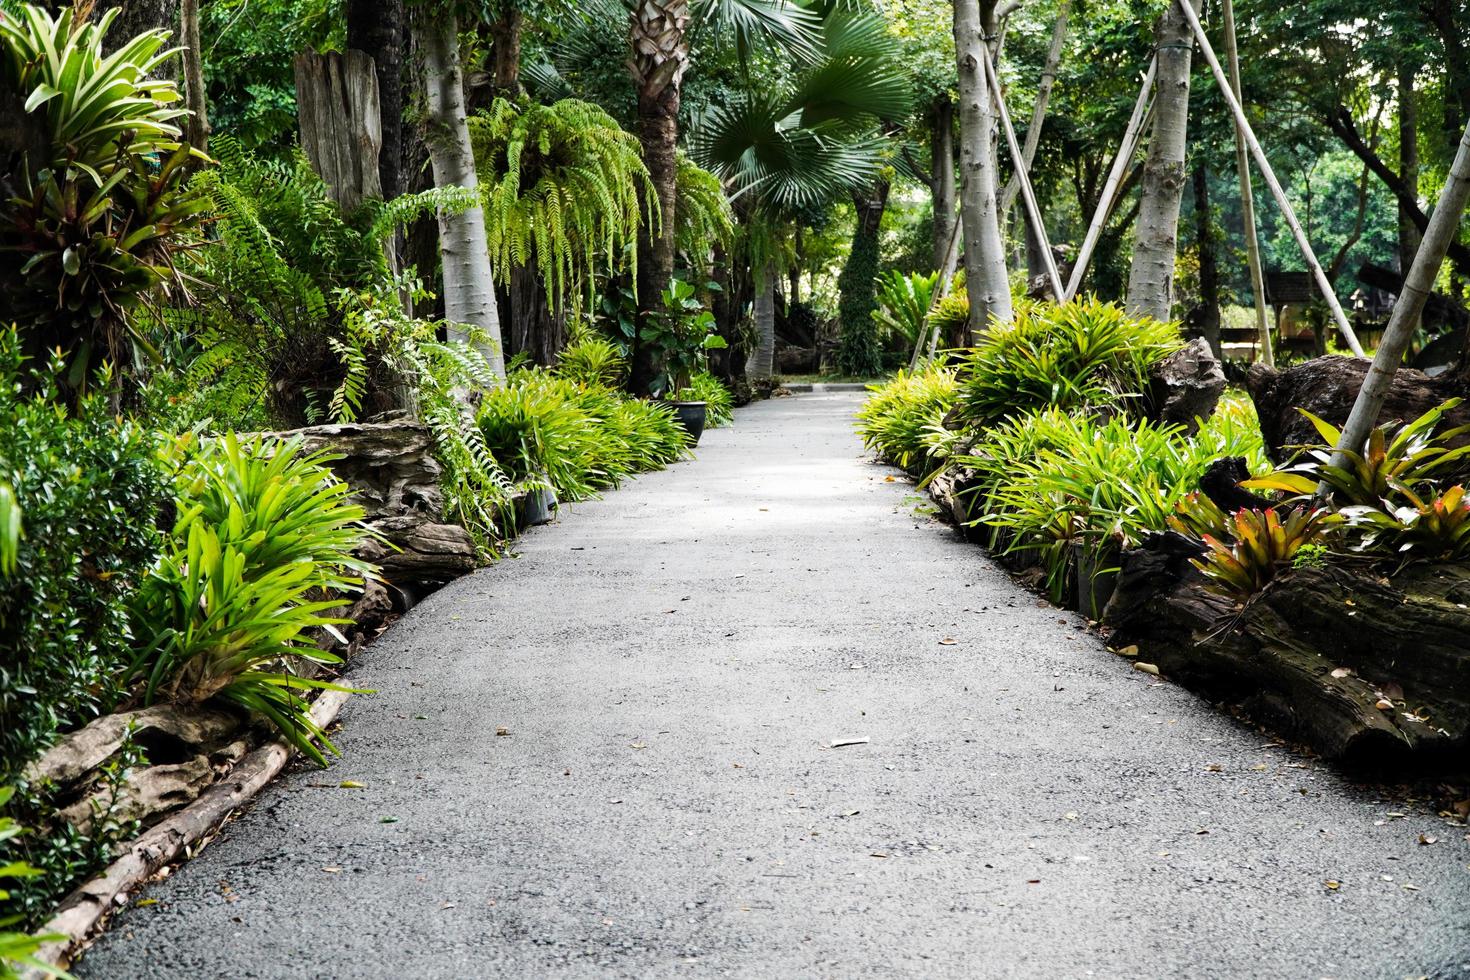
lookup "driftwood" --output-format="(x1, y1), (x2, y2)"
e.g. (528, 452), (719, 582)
(29, 690), (353, 976)
(1246, 355), (1470, 464)
(1106, 538), (1470, 770)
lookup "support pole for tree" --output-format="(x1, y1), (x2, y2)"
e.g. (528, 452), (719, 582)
(910, 211), (964, 370)
(1065, 57), (1156, 300)
(1175, 0), (1364, 356)
(1327, 116), (1470, 475)
(998, 0), (1070, 221)
(983, 48), (1064, 301)
(1220, 0), (1273, 366)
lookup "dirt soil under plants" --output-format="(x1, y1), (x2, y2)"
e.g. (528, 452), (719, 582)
(78, 393), (1470, 977)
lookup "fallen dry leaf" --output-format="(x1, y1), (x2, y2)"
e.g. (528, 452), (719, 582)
(1133, 662), (1160, 676)
(338, 780), (365, 789)
(1324, 880), (1341, 890)
(1329, 667), (1353, 679)
(1112, 645), (1139, 657)
(830, 736), (870, 748)
(938, 637), (958, 646)
(1419, 834), (1439, 846)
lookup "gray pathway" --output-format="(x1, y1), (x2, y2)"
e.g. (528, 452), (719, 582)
(81, 393), (1470, 978)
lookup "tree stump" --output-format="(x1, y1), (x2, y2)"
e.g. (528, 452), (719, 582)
(293, 50), (383, 211)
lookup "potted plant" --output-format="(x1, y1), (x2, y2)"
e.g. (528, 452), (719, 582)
(642, 278), (728, 445)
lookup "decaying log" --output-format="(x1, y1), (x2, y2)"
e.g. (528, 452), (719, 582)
(30, 690), (353, 976)
(1106, 538), (1470, 770)
(1147, 337), (1225, 435)
(24, 704), (241, 790)
(1246, 355), (1470, 464)
(358, 516), (478, 584)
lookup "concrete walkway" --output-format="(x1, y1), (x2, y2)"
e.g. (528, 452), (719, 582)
(81, 393), (1470, 978)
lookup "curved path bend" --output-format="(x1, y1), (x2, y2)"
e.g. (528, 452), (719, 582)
(82, 393), (1470, 978)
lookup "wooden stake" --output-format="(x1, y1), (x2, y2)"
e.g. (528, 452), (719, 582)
(1176, 0), (1364, 356)
(1328, 116), (1470, 476)
(999, 0), (1071, 221)
(984, 49), (1065, 301)
(1221, 0), (1273, 366)
(910, 210), (964, 370)
(1065, 57), (1156, 300)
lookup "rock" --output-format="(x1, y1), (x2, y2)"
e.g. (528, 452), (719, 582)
(255, 421), (481, 593)
(358, 516), (477, 586)
(1246, 355), (1470, 465)
(25, 704), (242, 789)
(1147, 337), (1225, 435)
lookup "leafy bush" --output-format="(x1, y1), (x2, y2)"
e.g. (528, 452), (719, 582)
(0, 4), (208, 386)
(689, 371), (734, 427)
(0, 786), (67, 977)
(476, 372), (690, 502)
(639, 278), (727, 397)
(952, 298), (1182, 428)
(557, 333), (629, 389)
(872, 270), (939, 348)
(855, 364), (959, 474)
(962, 409), (1264, 603)
(0, 336), (165, 779)
(127, 435), (375, 766)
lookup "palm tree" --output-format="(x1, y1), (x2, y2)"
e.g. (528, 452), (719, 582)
(691, 6), (909, 381)
(626, 0), (816, 390)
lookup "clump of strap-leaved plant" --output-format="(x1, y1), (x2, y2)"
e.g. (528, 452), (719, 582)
(1177, 399), (1470, 599)
(127, 433), (378, 767)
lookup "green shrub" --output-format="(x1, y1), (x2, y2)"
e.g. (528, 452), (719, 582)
(952, 298), (1182, 428)
(963, 408), (1264, 603)
(689, 371), (734, 427)
(557, 334), (629, 389)
(0, 338), (165, 780)
(0, 786), (67, 976)
(855, 364), (959, 474)
(127, 434), (375, 767)
(872, 270), (939, 348)
(923, 292), (969, 350)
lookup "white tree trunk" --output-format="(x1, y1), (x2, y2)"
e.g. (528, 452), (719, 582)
(748, 269), (776, 381)
(419, 9), (506, 379)
(1126, 0), (1201, 323)
(953, 0), (1012, 337)
(1329, 115), (1470, 474)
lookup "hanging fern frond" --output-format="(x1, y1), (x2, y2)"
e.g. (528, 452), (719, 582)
(675, 151), (734, 261)
(468, 98), (655, 313)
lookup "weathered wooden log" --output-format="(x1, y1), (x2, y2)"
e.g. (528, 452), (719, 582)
(24, 704), (242, 790)
(358, 515), (478, 585)
(1246, 355), (1470, 464)
(29, 691), (352, 976)
(1147, 337), (1225, 435)
(1106, 537), (1470, 771)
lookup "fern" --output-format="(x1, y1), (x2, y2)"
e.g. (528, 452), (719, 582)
(676, 152), (734, 260)
(469, 98), (656, 314)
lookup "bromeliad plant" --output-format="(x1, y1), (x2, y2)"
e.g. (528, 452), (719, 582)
(127, 434), (376, 766)
(855, 362), (958, 475)
(872, 270), (939, 348)
(0, 4), (209, 386)
(952, 298), (1182, 428)
(1191, 506), (1332, 599)
(1243, 400), (1470, 562)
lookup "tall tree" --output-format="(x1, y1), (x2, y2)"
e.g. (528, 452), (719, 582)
(952, 0), (1014, 336)
(179, 0), (207, 150)
(1397, 60), (1421, 276)
(1126, 0), (1200, 323)
(417, 4), (507, 377)
(347, 0), (405, 200)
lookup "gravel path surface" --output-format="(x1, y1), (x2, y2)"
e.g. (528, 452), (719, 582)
(80, 392), (1470, 978)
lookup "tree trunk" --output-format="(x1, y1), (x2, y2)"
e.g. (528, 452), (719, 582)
(491, 5), (523, 97)
(504, 267), (568, 367)
(1189, 164), (1221, 358)
(178, 0), (208, 150)
(347, 0), (405, 200)
(628, 0), (690, 394)
(931, 96), (956, 271)
(953, 0), (1012, 336)
(1126, 0), (1199, 323)
(1221, 0), (1272, 365)
(98, 0), (176, 60)
(749, 267), (776, 382)
(418, 8), (506, 378)
(294, 52), (384, 212)
(835, 179), (890, 375)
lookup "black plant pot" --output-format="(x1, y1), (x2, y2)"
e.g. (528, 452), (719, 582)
(1073, 541), (1120, 622)
(515, 485), (557, 529)
(667, 400), (708, 446)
